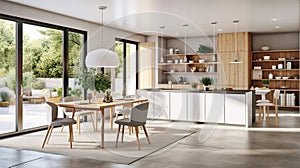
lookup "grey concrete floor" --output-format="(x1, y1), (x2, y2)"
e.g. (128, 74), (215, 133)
(1, 112), (300, 168)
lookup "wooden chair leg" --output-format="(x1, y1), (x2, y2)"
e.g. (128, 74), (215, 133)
(61, 125), (64, 132)
(258, 106), (262, 121)
(42, 126), (52, 148)
(116, 124), (121, 147)
(68, 124), (73, 149)
(77, 115), (81, 134)
(46, 126), (54, 144)
(267, 106), (270, 118)
(142, 125), (151, 145)
(275, 105), (278, 123)
(135, 126), (141, 150)
(90, 113), (96, 131)
(121, 125), (125, 143)
(110, 107), (113, 129)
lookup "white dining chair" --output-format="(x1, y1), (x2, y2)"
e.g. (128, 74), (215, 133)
(61, 96), (96, 134)
(256, 89), (280, 123)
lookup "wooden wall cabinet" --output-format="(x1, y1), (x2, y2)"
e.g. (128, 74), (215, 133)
(251, 50), (300, 108)
(217, 32), (252, 90)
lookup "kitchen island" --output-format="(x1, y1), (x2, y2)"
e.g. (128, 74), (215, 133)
(137, 89), (255, 128)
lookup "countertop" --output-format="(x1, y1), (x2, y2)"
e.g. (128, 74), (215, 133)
(140, 88), (254, 94)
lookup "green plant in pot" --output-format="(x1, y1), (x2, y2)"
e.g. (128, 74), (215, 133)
(200, 77), (213, 91)
(95, 73), (112, 102)
(262, 79), (269, 87)
(0, 91), (10, 107)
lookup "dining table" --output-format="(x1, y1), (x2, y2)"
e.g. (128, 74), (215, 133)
(255, 88), (271, 120)
(57, 98), (148, 148)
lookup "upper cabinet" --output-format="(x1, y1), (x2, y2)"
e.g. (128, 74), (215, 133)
(217, 32), (252, 90)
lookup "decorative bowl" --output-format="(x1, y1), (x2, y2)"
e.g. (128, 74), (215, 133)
(263, 56), (270, 60)
(199, 60), (205, 63)
(261, 46), (270, 51)
(282, 77), (289, 80)
(275, 77), (281, 79)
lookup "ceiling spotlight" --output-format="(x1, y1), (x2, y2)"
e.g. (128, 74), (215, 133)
(275, 26), (280, 29)
(272, 18), (277, 21)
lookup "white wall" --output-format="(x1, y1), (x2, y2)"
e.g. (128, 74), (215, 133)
(0, 1), (146, 53)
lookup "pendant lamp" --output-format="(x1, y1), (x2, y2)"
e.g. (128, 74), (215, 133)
(211, 21), (219, 64)
(85, 6), (119, 67)
(229, 20), (243, 64)
(183, 24), (188, 63)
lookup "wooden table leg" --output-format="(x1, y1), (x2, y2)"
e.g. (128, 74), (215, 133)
(101, 108), (104, 149)
(96, 110), (98, 131)
(110, 107), (113, 129)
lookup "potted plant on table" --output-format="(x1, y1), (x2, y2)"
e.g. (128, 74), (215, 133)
(200, 77), (213, 91)
(0, 91), (10, 107)
(95, 73), (112, 102)
(262, 79), (269, 88)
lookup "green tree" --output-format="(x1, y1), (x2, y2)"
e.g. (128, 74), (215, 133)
(0, 20), (16, 77)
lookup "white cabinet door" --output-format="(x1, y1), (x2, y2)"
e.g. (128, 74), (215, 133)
(187, 93), (205, 122)
(170, 92), (187, 120)
(205, 93), (224, 123)
(154, 91), (170, 119)
(225, 94), (246, 125)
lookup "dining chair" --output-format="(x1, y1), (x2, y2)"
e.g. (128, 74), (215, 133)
(61, 96), (96, 134)
(256, 89), (280, 123)
(42, 102), (76, 149)
(115, 102), (150, 150)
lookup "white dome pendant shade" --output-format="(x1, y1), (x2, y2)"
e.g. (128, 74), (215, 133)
(85, 6), (119, 68)
(85, 48), (119, 67)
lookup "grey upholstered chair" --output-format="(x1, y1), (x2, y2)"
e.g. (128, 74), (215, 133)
(42, 102), (76, 149)
(115, 102), (150, 150)
(61, 96), (96, 134)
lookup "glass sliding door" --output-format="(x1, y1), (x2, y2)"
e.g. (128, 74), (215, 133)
(68, 31), (85, 100)
(114, 41), (124, 97)
(114, 39), (137, 97)
(0, 19), (17, 134)
(22, 24), (63, 129)
(126, 43), (137, 95)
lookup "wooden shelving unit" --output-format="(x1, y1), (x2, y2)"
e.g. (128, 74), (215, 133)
(158, 53), (217, 84)
(251, 49), (300, 108)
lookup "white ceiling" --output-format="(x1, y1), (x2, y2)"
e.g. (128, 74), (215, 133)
(7, 0), (300, 37)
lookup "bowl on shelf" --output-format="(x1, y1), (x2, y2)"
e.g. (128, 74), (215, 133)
(170, 69), (175, 73)
(189, 60), (194, 63)
(199, 60), (205, 63)
(263, 56), (270, 60)
(275, 76), (281, 79)
(282, 77), (289, 80)
(261, 46), (270, 51)
(167, 60), (172, 63)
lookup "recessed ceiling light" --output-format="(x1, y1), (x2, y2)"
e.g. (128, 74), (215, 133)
(175, 32), (178, 35)
(217, 29), (223, 32)
(272, 18), (277, 21)
(275, 26), (280, 29)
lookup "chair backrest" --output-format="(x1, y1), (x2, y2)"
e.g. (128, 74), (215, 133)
(130, 102), (149, 123)
(63, 96), (74, 112)
(46, 101), (58, 121)
(273, 89), (280, 99)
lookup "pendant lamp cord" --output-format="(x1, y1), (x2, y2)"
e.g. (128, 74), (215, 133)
(234, 22), (237, 57)
(101, 8), (104, 49)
